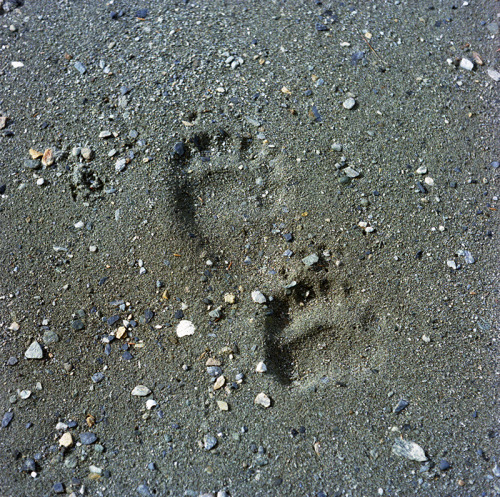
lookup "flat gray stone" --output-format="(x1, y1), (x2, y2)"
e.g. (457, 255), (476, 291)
(392, 439), (427, 462)
(302, 253), (319, 266)
(25, 341), (43, 359)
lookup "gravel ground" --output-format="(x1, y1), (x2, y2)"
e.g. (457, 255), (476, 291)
(0, 1), (499, 496)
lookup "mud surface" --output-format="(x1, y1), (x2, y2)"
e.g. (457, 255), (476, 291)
(0, 1), (499, 496)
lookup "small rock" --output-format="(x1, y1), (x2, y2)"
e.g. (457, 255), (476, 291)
(492, 463), (500, 477)
(92, 372), (105, 384)
(7, 357), (18, 366)
(255, 362), (267, 373)
(424, 176), (435, 186)
(99, 130), (112, 139)
(447, 260), (457, 270)
(439, 459), (451, 471)
(344, 166), (360, 178)
(25, 341), (43, 360)
(392, 439), (427, 462)
(53, 482), (65, 494)
(74, 61), (86, 74)
(343, 97), (356, 110)
(302, 253), (319, 266)
(217, 400), (229, 411)
(173, 142), (185, 156)
(204, 434), (218, 450)
(176, 320), (195, 337)
(59, 432), (73, 448)
(80, 432), (97, 445)
(8, 322), (20, 331)
(2, 411), (13, 427)
(146, 399), (157, 410)
(19, 390), (31, 400)
(71, 319), (85, 330)
(131, 385), (151, 397)
(251, 290), (267, 304)
(43, 330), (59, 344)
(459, 58), (474, 71)
(81, 148), (93, 160)
(115, 158), (127, 173)
(487, 69), (500, 82)
(137, 484), (153, 497)
(213, 375), (226, 390)
(254, 392), (272, 408)
(416, 166), (427, 175)
(393, 399), (409, 414)
(224, 293), (236, 304)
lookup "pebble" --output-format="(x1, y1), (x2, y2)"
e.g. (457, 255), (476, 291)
(81, 148), (93, 160)
(344, 166), (360, 178)
(2, 411), (13, 427)
(251, 290), (267, 304)
(115, 158), (127, 173)
(174, 142), (185, 156)
(487, 69), (500, 82)
(207, 366), (223, 377)
(255, 361), (267, 373)
(41, 148), (55, 167)
(416, 166), (427, 175)
(131, 385), (151, 397)
(42, 330), (59, 344)
(254, 392), (272, 408)
(393, 399), (409, 414)
(72, 319), (85, 330)
(492, 464), (500, 477)
(176, 320), (195, 337)
(137, 484), (153, 497)
(99, 130), (112, 139)
(19, 390), (31, 400)
(213, 375), (226, 390)
(146, 399), (157, 410)
(25, 341), (43, 359)
(224, 293), (236, 304)
(439, 459), (451, 471)
(7, 357), (18, 366)
(424, 177), (435, 186)
(458, 249), (475, 264)
(53, 482), (65, 494)
(92, 372), (105, 384)
(80, 432), (97, 445)
(36, 178), (45, 186)
(459, 58), (474, 71)
(59, 432), (73, 448)
(331, 143), (343, 152)
(74, 61), (86, 74)
(392, 439), (427, 461)
(217, 400), (229, 411)
(447, 260), (457, 270)
(343, 97), (356, 110)
(204, 434), (218, 450)
(302, 253), (319, 266)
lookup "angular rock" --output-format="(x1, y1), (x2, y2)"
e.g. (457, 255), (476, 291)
(392, 439), (427, 461)
(251, 290), (266, 304)
(25, 341), (43, 359)
(176, 320), (195, 337)
(302, 253), (319, 266)
(254, 392), (272, 408)
(131, 385), (151, 397)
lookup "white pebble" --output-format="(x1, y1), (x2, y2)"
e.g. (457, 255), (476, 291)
(146, 399), (157, 410)
(254, 392), (272, 408)
(89, 245), (98, 252)
(74, 221), (85, 229)
(424, 177), (435, 186)
(343, 97), (356, 110)
(251, 290), (267, 304)
(459, 58), (474, 71)
(131, 385), (151, 396)
(255, 361), (267, 373)
(36, 178), (45, 186)
(176, 319), (195, 337)
(19, 390), (31, 400)
(416, 166), (427, 175)
(447, 260), (457, 270)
